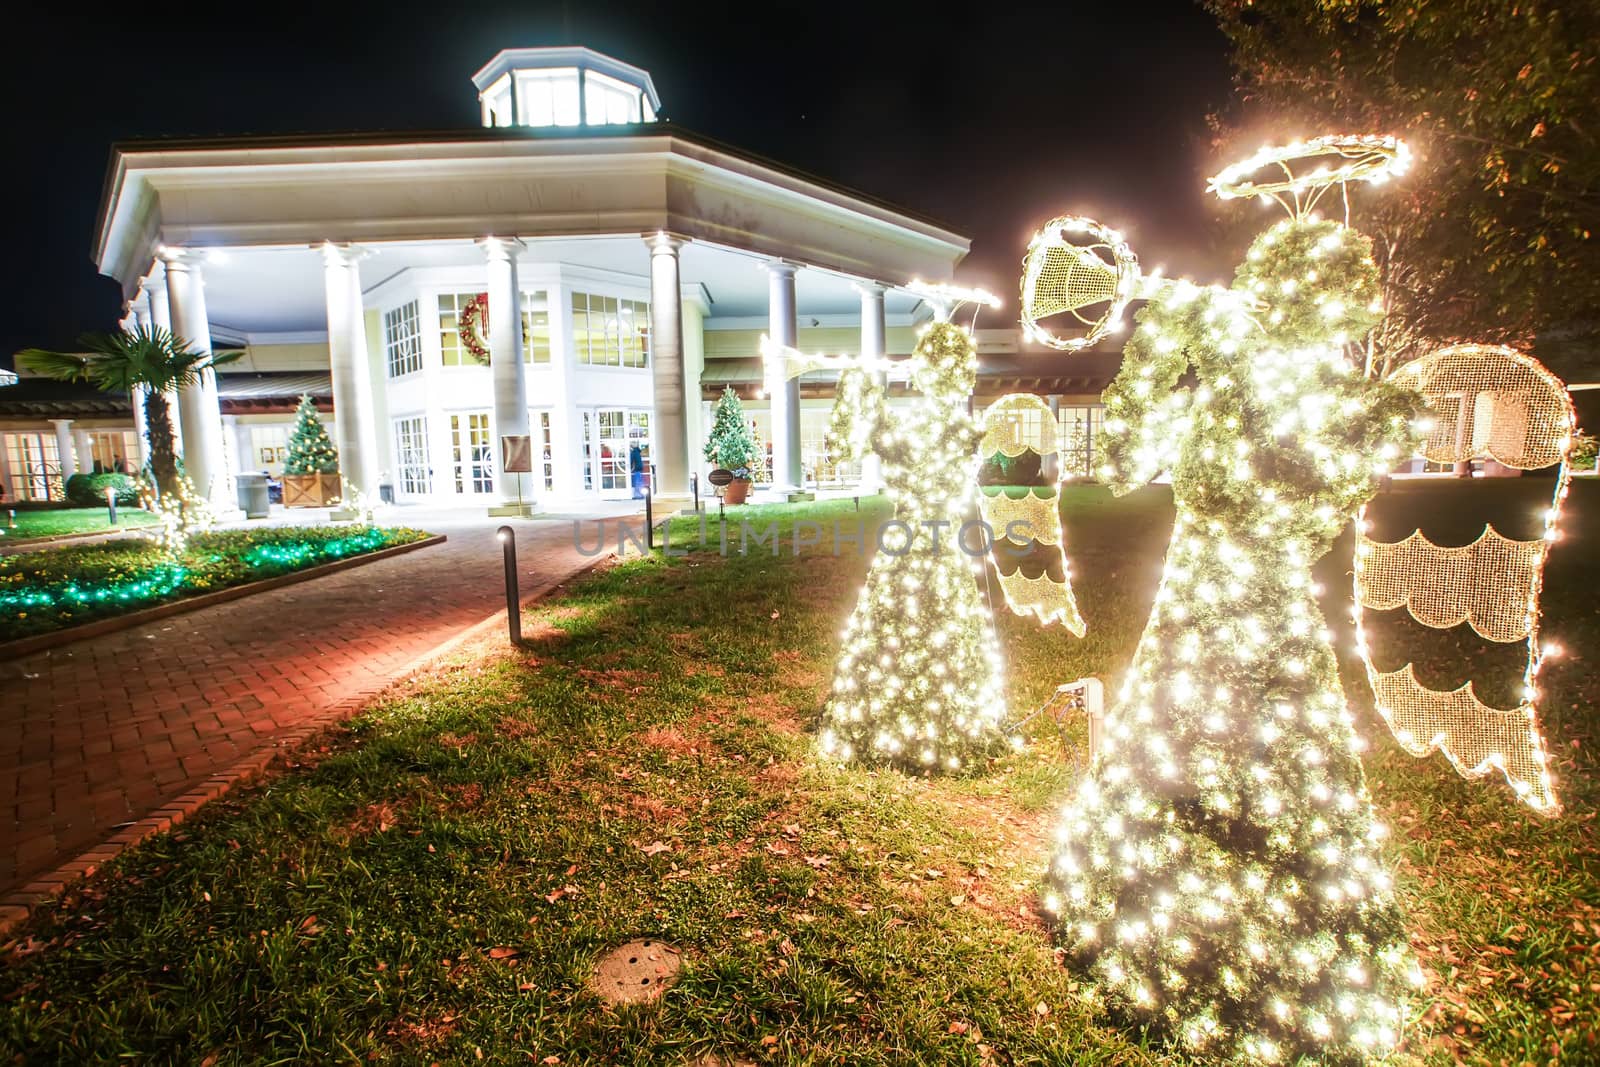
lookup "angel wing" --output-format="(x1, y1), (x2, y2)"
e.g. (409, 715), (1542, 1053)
(976, 394), (1086, 636)
(1353, 344), (1574, 813)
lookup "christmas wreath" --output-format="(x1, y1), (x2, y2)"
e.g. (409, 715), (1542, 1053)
(458, 293), (491, 364)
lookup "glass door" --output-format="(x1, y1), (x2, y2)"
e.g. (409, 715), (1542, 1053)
(581, 408), (653, 498)
(394, 416), (432, 497)
(449, 412), (494, 496)
(4, 432), (62, 502)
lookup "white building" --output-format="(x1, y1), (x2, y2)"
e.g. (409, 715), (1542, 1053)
(2, 47), (1120, 509)
(90, 47), (977, 509)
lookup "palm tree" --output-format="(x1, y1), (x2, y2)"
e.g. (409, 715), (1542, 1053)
(18, 327), (241, 497)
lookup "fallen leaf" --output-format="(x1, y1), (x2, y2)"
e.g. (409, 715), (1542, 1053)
(488, 947), (520, 960)
(761, 1036), (779, 1047)
(638, 841), (671, 856)
(1034, 1001), (1051, 1017)
(949, 1022), (970, 1035)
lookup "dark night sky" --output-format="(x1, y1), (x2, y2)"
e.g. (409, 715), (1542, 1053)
(0, 2), (1236, 366)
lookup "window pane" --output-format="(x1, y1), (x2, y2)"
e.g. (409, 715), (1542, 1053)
(553, 73), (580, 125)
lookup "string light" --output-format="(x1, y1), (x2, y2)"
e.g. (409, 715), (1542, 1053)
(977, 393), (1086, 634)
(1044, 138), (1422, 1064)
(1353, 343), (1575, 813)
(764, 298), (1011, 772)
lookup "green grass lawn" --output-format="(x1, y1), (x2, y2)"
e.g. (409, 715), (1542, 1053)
(0, 525), (433, 641)
(0, 486), (1594, 1065)
(0, 506), (160, 543)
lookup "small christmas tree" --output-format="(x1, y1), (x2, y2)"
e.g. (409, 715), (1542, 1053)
(283, 395), (339, 475)
(704, 387), (758, 474)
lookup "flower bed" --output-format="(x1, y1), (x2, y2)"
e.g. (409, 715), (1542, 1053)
(0, 525), (431, 641)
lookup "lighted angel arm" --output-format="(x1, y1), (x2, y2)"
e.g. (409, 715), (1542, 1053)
(760, 335), (910, 465)
(1097, 290), (1203, 494)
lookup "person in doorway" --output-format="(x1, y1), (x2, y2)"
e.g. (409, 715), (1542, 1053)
(629, 441), (645, 498)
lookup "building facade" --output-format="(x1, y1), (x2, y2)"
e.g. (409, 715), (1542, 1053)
(3, 47), (1116, 509)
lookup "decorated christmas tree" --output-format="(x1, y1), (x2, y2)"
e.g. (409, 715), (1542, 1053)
(283, 395), (339, 475)
(1042, 143), (1423, 1063)
(704, 387), (759, 475)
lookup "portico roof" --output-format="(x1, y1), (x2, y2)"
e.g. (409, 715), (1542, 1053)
(95, 123), (971, 308)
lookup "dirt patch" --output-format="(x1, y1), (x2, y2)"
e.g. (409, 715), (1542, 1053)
(639, 726), (698, 757)
(337, 800), (403, 841)
(496, 715), (540, 739)
(441, 782), (485, 812)
(384, 1011), (460, 1048)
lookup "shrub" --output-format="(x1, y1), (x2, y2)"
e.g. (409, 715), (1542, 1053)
(65, 472), (140, 507)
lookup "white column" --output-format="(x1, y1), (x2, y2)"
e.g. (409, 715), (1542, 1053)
(482, 236), (531, 503)
(126, 301), (152, 469)
(856, 281), (887, 493)
(51, 420), (77, 479)
(140, 280), (181, 458)
(223, 415), (252, 474)
(647, 233), (689, 497)
(73, 428), (94, 475)
(681, 292), (707, 492)
(766, 261), (802, 490)
(320, 243), (381, 498)
(0, 432), (13, 501)
(161, 250), (232, 510)
(547, 282), (582, 500)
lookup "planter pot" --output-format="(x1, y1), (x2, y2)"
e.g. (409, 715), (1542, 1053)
(723, 477), (752, 505)
(282, 472), (342, 508)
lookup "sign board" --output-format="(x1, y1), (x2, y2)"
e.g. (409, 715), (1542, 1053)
(500, 435), (533, 474)
(706, 467), (735, 487)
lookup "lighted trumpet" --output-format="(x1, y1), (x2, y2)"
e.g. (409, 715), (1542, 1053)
(1020, 215), (1155, 352)
(758, 336), (908, 383)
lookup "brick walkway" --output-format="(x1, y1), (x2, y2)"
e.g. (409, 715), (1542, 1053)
(0, 509), (630, 901)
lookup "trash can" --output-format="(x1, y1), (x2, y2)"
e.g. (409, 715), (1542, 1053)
(235, 472), (270, 518)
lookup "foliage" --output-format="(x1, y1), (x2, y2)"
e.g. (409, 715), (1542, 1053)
(0, 525), (429, 641)
(703, 387), (759, 474)
(1203, 1), (1600, 374)
(1569, 429), (1597, 469)
(1, 491), (1595, 1064)
(1042, 217), (1423, 1063)
(283, 395), (339, 476)
(64, 472), (139, 508)
(17, 326), (242, 497)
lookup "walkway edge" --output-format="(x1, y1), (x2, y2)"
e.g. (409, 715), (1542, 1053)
(0, 556), (603, 937)
(0, 534), (448, 660)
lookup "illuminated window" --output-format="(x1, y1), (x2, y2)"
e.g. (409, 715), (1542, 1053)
(2, 431), (63, 501)
(517, 68), (581, 127)
(584, 70), (642, 125)
(482, 76), (513, 127)
(438, 292), (482, 367)
(531, 409), (555, 491)
(571, 291), (650, 368)
(384, 300), (423, 377)
(522, 291), (552, 364)
(86, 430), (140, 474)
(1057, 405), (1105, 479)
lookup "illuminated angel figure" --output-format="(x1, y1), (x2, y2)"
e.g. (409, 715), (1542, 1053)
(762, 284), (1009, 772)
(1040, 137), (1423, 1064)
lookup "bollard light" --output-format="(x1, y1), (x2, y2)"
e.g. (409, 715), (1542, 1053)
(497, 524), (521, 646)
(105, 485), (118, 526)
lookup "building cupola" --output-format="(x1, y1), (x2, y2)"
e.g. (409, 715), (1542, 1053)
(472, 47), (660, 129)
